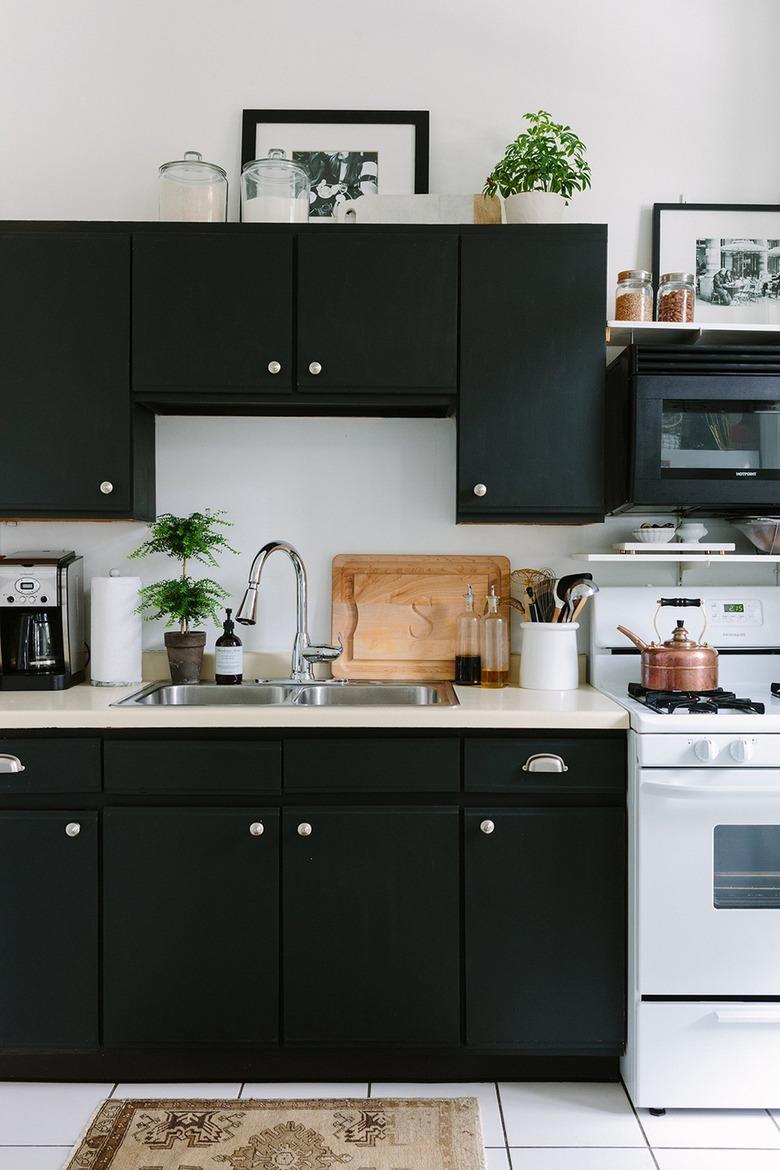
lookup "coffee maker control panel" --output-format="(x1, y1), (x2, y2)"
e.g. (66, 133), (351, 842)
(0, 566), (58, 607)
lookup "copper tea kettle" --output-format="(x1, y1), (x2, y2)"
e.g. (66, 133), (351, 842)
(618, 597), (719, 692)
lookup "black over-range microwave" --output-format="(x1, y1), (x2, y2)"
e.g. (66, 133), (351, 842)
(606, 345), (780, 514)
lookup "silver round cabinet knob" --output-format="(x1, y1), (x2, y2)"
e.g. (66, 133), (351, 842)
(308, 361), (322, 376)
(297, 822), (313, 837)
(473, 483), (487, 497)
(267, 360), (281, 375)
(99, 480), (114, 495)
(249, 821), (264, 837)
(65, 822), (81, 838)
(480, 819), (495, 835)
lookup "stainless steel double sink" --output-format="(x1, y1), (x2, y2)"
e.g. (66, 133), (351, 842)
(112, 680), (458, 707)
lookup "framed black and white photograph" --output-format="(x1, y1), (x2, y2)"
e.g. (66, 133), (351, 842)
(653, 203), (780, 324)
(241, 109), (429, 220)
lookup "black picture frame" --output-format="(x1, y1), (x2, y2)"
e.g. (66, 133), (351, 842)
(653, 201), (780, 287)
(241, 108), (430, 196)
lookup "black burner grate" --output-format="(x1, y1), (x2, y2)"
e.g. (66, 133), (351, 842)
(628, 683), (765, 715)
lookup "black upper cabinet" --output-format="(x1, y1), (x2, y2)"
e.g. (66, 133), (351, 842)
(0, 811), (98, 1047)
(0, 232), (153, 519)
(283, 806), (460, 1045)
(465, 807), (625, 1049)
(297, 230), (458, 393)
(458, 226), (607, 522)
(132, 232), (293, 392)
(103, 807), (279, 1045)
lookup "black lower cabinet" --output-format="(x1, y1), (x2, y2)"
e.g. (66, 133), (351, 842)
(465, 807), (625, 1049)
(0, 811), (98, 1047)
(283, 807), (460, 1045)
(103, 807), (279, 1045)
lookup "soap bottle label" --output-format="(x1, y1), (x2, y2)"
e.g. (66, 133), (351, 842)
(215, 646), (243, 676)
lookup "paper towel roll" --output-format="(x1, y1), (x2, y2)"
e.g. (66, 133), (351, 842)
(90, 571), (143, 686)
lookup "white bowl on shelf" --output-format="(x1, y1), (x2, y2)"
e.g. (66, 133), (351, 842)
(632, 527), (676, 544)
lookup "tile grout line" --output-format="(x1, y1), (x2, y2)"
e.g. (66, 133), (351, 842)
(494, 1081), (513, 1168)
(621, 1079), (661, 1170)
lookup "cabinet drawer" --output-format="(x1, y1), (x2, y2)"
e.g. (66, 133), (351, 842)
(104, 740), (281, 793)
(284, 737), (460, 792)
(0, 738), (101, 794)
(465, 737), (625, 793)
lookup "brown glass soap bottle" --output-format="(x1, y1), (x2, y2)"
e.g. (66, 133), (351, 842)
(215, 608), (243, 685)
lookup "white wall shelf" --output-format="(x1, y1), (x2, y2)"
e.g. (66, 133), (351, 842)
(606, 321), (780, 347)
(573, 553), (780, 564)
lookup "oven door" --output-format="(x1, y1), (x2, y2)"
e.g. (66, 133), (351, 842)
(633, 375), (780, 509)
(638, 769), (780, 995)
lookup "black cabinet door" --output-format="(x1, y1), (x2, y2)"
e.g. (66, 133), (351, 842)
(297, 230), (458, 392)
(458, 226), (607, 522)
(284, 807), (460, 1044)
(0, 812), (98, 1047)
(0, 233), (134, 516)
(465, 807), (625, 1049)
(104, 808), (279, 1045)
(132, 232), (293, 391)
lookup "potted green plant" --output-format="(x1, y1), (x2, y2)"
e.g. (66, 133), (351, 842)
(130, 511), (237, 684)
(483, 110), (591, 224)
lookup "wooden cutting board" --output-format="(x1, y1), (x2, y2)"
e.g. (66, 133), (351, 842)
(331, 554), (511, 680)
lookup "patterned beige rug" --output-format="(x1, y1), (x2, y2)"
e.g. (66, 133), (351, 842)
(65, 1096), (485, 1169)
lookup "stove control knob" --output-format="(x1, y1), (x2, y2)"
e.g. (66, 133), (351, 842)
(729, 737), (755, 763)
(694, 738), (719, 762)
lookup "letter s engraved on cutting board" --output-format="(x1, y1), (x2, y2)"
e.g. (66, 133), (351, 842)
(409, 597), (434, 640)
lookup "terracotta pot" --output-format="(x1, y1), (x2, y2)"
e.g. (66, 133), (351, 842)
(164, 630), (206, 684)
(504, 191), (566, 224)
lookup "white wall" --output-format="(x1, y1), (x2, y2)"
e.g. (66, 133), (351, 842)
(2, 0), (779, 657)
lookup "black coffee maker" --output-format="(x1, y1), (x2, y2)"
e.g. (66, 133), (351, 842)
(0, 551), (87, 690)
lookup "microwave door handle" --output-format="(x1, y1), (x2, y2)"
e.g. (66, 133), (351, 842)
(642, 778), (780, 798)
(716, 1009), (780, 1025)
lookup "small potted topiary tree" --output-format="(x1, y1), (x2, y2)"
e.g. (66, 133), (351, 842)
(130, 511), (238, 684)
(483, 110), (591, 224)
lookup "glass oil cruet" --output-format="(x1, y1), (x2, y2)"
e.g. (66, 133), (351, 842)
(482, 584), (509, 688)
(455, 583), (482, 685)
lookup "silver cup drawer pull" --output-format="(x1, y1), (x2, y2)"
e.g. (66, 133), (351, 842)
(0, 755), (25, 774)
(522, 753), (568, 773)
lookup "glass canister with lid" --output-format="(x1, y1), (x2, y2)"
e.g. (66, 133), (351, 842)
(158, 150), (228, 222)
(614, 270), (653, 321)
(657, 272), (695, 322)
(241, 149), (310, 223)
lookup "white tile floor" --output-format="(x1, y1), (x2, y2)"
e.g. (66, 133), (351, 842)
(1, 1080), (780, 1168)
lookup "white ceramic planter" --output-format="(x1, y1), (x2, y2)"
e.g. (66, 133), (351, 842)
(504, 191), (566, 224)
(519, 622), (580, 691)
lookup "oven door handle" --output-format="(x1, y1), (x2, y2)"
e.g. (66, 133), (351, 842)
(716, 1009), (780, 1025)
(642, 778), (780, 798)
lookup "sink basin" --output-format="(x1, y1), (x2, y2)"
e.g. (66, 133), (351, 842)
(112, 681), (458, 707)
(290, 683), (456, 706)
(113, 683), (294, 706)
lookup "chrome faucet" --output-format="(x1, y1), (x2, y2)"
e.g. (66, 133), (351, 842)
(236, 541), (342, 683)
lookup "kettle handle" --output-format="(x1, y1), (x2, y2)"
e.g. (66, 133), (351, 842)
(654, 598), (708, 645)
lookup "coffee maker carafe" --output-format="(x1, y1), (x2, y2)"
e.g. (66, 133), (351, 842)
(0, 552), (87, 690)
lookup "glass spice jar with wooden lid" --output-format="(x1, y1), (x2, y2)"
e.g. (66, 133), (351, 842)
(657, 272), (695, 322)
(614, 270), (653, 321)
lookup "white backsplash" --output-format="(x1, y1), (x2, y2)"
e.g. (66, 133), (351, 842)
(1, 415), (770, 663)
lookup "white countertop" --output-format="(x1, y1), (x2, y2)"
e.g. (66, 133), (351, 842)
(0, 681), (627, 731)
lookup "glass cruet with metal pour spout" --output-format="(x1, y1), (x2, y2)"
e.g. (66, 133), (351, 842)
(481, 584), (509, 689)
(455, 583), (482, 685)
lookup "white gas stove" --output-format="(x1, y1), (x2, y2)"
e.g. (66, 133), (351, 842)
(591, 586), (780, 1109)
